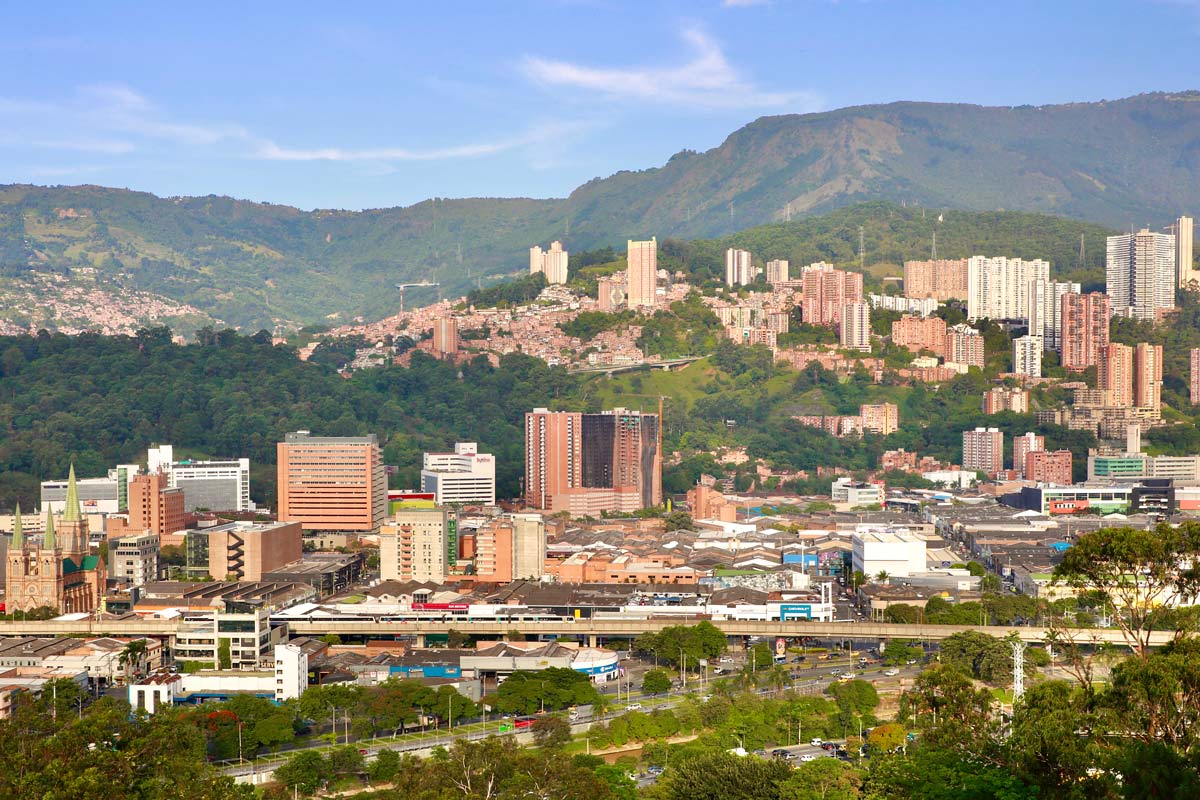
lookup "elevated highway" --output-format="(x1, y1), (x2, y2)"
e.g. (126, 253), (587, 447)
(0, 616), (1170, 649)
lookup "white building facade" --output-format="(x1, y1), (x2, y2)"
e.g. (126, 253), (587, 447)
(1107, 229), (1176, 320)
(966, 256), (1051, 322)
(421, 443), (496, 506)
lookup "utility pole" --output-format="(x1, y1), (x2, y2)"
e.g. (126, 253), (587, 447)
(931, 230), (937, 260)
(858, 226), (865, 271)
(1078, 233), (1086, 270)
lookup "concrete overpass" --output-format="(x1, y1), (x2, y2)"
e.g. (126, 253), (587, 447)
(281, 618), (1160, 649)
(0, 617), (1169, 650)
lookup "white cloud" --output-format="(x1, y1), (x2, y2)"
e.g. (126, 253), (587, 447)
(254, 119), (599, 163)
(254, 140), (512, 162)
(521, 27), (817, 110)
(0, 84), (596, 167)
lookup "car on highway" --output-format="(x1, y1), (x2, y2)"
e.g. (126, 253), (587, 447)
(771, 749), (793, 760)
(839, 672), (857, 679)
(810, 737), (824, 747)
(800, 754), (817, 762)
(884, 668), (900, 677)
(820, 743), (837, 751)
(625, 703), (643, 711)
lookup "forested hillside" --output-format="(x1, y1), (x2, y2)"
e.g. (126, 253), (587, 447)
(0, 326), (1128, 510)
(3, 92), (1199, 330)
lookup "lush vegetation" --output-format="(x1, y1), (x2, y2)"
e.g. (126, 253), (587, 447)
(0, 329), (573, 509)
(14, 88), (1200, 333)
(0, 323), (1118, 511)
(0, 691), (251, 799)
(464, 272), (546, 309)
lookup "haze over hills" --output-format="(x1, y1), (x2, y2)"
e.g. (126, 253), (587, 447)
(2, 92), (1198, 331)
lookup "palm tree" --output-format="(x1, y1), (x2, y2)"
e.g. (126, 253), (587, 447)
(875, 571), (890, 585)
(118, 639), (149, 680)
(764, 664), (792, 698)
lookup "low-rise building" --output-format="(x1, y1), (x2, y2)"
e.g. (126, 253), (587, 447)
(111, 532), (160, 586)
(832, 479), (883, 508)
(851, 530), (927, 578)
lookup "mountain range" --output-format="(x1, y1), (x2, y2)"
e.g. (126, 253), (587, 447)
(2, 91), (1199, 331)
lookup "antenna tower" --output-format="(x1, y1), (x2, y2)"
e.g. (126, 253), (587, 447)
(1078, 233), (1085, 269)
(1011, 640), (1026, 704)
(858, 226), (865, 271)
(932, 230), (938, 260)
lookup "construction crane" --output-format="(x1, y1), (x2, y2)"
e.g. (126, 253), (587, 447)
(395, 281), (440, 315)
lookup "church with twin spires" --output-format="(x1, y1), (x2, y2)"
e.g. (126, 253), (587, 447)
(6, 465), (107, 614)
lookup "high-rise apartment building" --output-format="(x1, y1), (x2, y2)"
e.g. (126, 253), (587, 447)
(860, 403), (899, 435)
(529, 240), (569, 285)
(524, 407), (662, 515)
(1190, 348), (1200, 405)
(379, 507), (451, 583)
(1027, 280), (1080, 351)
(963, 428), (1004, 475)
(966, 256), (1050, 321)
(891, 315), (947, 356)
(765, 259), (789, 284)
(1171, 216), (1196, 290)
(626, 238), (657, 310)
(277, 432), (387, 534)
(421, 442), (495, 505)
(1059, 292), (1110, 371)
(1025, 450), (1073, 485)
(596, 275), (625, 312)
(1012, 335), (1042, 378)
(1134, 342), (1163, 412)
(724, 248), (755, 286)
(1012, 433), (1044, 478)
(839, 302), (871, 352)
(432, 317), (459, 357)
(474, 513), (545, 582)
(801, 263), (864, 328)
(982, 387), (1029, 415)
(1099, 344), (1134, 408)
(947, 324), (985, 369)
(1107, 229), (1176, 320)
(903, 259), (968, 301)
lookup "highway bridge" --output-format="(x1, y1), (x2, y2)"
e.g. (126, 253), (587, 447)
(567, 356), (701, 375)
(0, 616), (1167, 649)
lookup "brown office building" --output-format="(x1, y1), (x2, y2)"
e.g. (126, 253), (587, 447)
(107, 471), (188, 541)
(524, 408), (662, 515)
(188, 520), (303, 582)
(277, 432), (386, 534)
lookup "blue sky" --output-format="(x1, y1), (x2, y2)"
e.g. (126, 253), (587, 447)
(2, 1), (1198, 210)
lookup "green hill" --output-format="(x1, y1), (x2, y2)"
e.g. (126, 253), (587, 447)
(3, 92), (1198, 329)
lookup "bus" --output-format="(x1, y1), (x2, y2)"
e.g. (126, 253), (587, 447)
(513, 716), (538, 729)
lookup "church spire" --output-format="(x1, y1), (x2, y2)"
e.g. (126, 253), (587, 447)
(62, 463), (81, 523)
(11, 503), (22, 549)
(43, 510), (56, 550)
